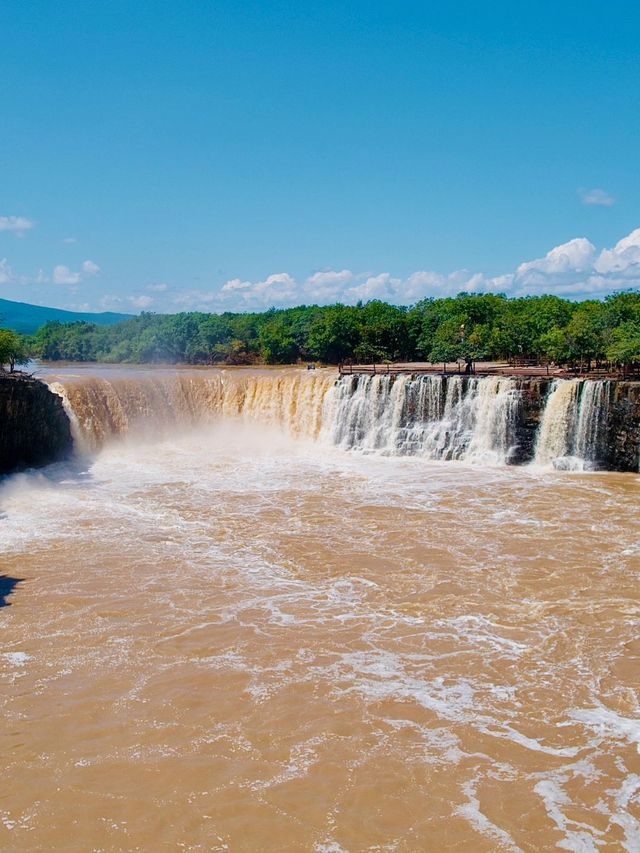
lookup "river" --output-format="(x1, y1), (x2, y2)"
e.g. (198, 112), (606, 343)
(1, 366), (639, 850)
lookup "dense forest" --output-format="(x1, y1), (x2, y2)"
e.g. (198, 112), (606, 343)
(21, 291), (640, 368)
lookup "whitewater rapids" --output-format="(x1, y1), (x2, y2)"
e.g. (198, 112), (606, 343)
(1, 366), (639, 850)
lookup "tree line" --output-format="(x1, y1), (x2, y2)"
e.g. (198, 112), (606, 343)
(8, 291), (640, 369)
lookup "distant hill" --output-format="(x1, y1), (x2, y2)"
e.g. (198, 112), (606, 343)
(0, 297), (131, 335)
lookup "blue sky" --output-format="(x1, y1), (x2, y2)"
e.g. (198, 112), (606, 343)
(1, 0), (639, 314)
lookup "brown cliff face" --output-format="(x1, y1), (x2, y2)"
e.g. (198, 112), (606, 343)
(0, 374), (73, 475)
(515, 377), (640, 471)
(606, 382), (640, 472)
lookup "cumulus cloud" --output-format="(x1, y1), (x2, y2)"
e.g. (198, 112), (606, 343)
(498, 230), (640, 297)
(202, 227), (640, 310)
(82, 259), (100, 276)
(302, 269), (354, 302)
(0, 216), (34, 236)
(221, 277), (251, 292)
(220, 272), (297, 306)
(53, 264), (81, 285)
(129, 295), (154, 310)
(579, 188), (615, 207)
(172, 289), (219, 309)
(40, 226), (637, 313)
(345, 272), (402, 302)
(51, 259), (101, 285)
(403, 270), (495, 301)
(306, 269), (353, 288)
(516, 237), (597, 277)
(100, 295), (124, 310)
(0, 258), (12, 284)
(594, 228), (640, 275)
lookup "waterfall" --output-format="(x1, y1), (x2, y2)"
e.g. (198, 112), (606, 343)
(49, 371), (336, 451)
(323, 374), (520, 464)
(46, 369), (625, 470)
(534, 379), (611, 469)
(535, 381), (580, 464)
(574, 380), (611, 463)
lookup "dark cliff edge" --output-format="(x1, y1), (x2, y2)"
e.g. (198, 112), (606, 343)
(508, 377), (639, 471)
(0, 373), (73, 476)
(606, 382), (640, 472)
(400, 374), (639, 471)
(512, 378), (553, 465)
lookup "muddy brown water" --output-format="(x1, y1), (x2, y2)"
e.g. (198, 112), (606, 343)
(1, 367), (639, 851)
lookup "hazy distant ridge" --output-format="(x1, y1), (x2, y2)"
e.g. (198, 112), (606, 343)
(0, 297), (131, 335)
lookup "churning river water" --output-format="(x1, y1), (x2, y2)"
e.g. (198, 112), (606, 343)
(1, 366), (639, 851)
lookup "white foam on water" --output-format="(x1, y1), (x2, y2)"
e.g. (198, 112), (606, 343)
(314, 842), (348, 853)
(482, 724), (581, 758)
(456, 775), (524, 852)
(248, 735), (327, 791)
(436, 614), (530, 657)
(534, 779), (605, 852)
(2, 651), (33, 666)
(3, 371), (640, 849)
(568, 706), (640, 752)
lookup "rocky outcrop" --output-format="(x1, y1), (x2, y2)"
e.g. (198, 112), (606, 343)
(605, 382), (640, 472)
(512, 378), (553, 464)
(0, 373), (73, 475)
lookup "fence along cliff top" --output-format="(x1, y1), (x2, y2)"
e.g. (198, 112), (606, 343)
(337, 360), (640, 381)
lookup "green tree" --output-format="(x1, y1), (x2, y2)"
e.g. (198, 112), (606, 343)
(0, 329), (29, 372)
(607, 321), (640, 366)
(564, 302), (607, 368)
(307, 306), (361, 363)
(258, 317), (299, 364)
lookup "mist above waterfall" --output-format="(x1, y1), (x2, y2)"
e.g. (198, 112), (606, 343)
(42, 366), (640, 472)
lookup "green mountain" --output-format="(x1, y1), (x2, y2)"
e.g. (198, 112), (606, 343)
(0, 297), (131, 335)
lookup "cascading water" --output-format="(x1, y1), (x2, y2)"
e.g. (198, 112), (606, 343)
(45, 369), (628, 470)
(574, 380), (611, 463)
(324, 374), (521, 463)
(49, 372), (337, 452)
(534, 379), (612, 469)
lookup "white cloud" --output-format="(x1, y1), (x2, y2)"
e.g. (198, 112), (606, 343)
(303, 269), (354, 302)
(164, 228), (640, 311)
(82, 259), (100, 276)
(594, 228), (640, 275)
(306, 269), (353, 287)
(99, 295), (124, 310)
(62, 237), (77, 244)
(502, 237), (600, 295)
(346, 272), (402, 302)
(517, 237), (597, 276)
(129, 295), (154, 310)
(42, 226), (637, 313)
(221, 277), (251, 292)
(172, 290), (219, 309)
(0, 258), (12, 284)
(220, 272), (297, 306)
(51, 260), (101, 285)
(53, 264), (81, 285)
(580, 188), (615, 207)
(0, 216), (34, 236)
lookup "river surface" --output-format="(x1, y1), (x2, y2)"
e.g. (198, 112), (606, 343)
(1, 366), (639, 851)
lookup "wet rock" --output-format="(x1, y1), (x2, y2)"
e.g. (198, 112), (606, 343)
(0, 373), (73, 475)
